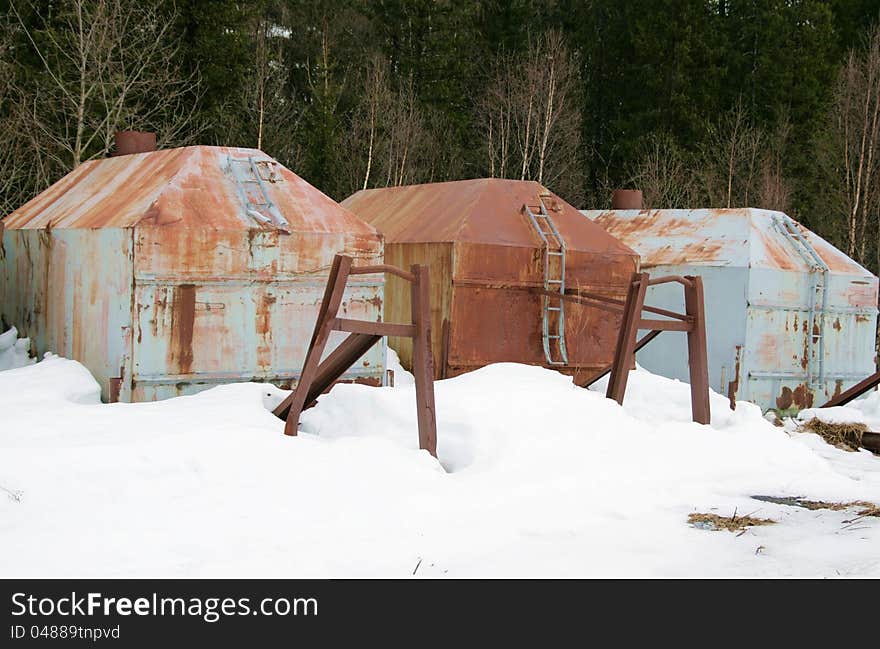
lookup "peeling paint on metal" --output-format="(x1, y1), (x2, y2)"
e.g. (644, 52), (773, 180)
(584, 207), (879, 412)
(776, 384), (814, 410)
(170, 284), (196, 376)
(1, 146), (386, 402)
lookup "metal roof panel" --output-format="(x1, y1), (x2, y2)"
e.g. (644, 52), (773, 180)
(3, 146), (378, 237)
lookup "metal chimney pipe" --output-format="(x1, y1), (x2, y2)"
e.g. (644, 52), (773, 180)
(611, 189), (643, 210)
(112, 131), (157, 156)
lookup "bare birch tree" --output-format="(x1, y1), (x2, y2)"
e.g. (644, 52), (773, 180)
(823, 23), (880, 264)
(9, 0), (201, 173)
(482, 55), (515, 179)
(358, 56), (389, 190)
(479, 31), (584, 203)
(697, 100), (765, 208)
(0, 11), (58, 214)
(630, 105), (790, 212)
(630, 133), (697, 208)
(757, 115), (791, 212)
(246, 15), (299, 155)
(343, 62), (436, 193)
(383, 77), (428, 186)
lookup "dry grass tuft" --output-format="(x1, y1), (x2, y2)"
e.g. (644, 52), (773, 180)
(800, 417), (867, 452)
(751, 495), (880, 518)
(796, 499), (880, 515)
(687, 511), (776, 532)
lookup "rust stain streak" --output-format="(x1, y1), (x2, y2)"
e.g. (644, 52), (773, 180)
(171, 284), (196, 375)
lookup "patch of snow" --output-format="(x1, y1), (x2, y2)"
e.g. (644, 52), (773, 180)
(844, 390), (880, 430)
(387, 347), (414, 387)
(1, 354), (879, 578)
(0, 327), (35, 372)
(797, 406), (868, 426)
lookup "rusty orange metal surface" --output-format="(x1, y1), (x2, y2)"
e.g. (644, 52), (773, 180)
(344, 178), (635, 253)
(1, 146), (385, 402)
(4, 146), (377, 235)
(344, 179), (639, 380)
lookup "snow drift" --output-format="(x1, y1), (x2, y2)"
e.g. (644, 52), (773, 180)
(1, 348), (878, 578)
(0, 327), (33, 372)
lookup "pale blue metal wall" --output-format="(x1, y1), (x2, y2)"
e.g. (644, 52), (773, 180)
(583, 208), (879, 412)
(1, 146), (387, 402)
(1, 226), (386, 402)
(0, 228), (133, 400)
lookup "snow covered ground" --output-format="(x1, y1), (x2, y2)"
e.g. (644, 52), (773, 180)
(0, 326), (33, 372)
(1, 329), (878, 578)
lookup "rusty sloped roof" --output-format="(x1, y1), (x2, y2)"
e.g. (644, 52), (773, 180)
(3, 146), (377, 236)
(343, 178), (637, 255)
(582, 208), (875, 276)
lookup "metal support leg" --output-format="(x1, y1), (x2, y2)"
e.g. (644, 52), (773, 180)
(578, 330), (663, 388)
(684, 276), (711, 424)
(273, 254), (352, 434)
(411, 264), (438, 456)
(822, 370), (880, 408)
(606, 272), (649, 405)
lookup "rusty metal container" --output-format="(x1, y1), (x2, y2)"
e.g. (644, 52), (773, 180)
(343, 179), (639, 382)
(583, 207), (879, 413)
(0, 146), (385, 402)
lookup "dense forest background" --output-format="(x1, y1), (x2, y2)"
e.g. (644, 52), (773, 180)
(1, 1), (880, 274)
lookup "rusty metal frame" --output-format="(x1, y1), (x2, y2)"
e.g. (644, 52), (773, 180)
(819, 368), (880, 454)
(532, 271), (710, 423)
(821, 369), (880, 408)
(577, 329), (664, 387)
(272, 254), (438, 457)
(604, 272), (710, 424)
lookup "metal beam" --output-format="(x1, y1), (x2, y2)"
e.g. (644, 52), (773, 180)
(333, 318), (416, 337)
(821, 370), (880, 408)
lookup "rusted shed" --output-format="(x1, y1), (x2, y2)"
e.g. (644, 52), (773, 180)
(0, 145), (385, 402)
(343, 178), (639, 382)
(583, 207), (879, 413)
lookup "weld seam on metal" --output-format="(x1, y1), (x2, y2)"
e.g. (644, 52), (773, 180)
(133, 367), (380, 385)
(747, 303), (877, 315)
(747, 371), (868, 380)
(133, 277), (382, 288)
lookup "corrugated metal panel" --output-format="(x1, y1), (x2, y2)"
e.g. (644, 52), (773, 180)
(345, 179), (640, 380)
(131, 227), (384, 400)
(0, 228), (133, 401)
(584, 207), (879, 412)
(4, 146), (377, 237)
(1, 146), (386, 401)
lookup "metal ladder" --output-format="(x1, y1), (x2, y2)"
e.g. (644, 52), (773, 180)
(226, 156), (290, 230)
(773, 213), (829, 388)
(523, 196), (569, 365)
